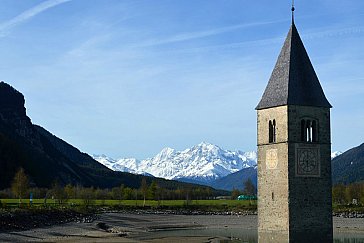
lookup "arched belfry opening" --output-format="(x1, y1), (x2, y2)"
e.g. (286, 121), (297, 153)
(268, 120), (276, 143)
(301, 119), (318, 142)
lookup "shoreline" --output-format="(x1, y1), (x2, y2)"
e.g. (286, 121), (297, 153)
(1, 207), (363, 233)
(0, 211), (363, 242)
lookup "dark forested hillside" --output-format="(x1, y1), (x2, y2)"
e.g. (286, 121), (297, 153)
(210, 167), (257, 191)
(332, 143), (364, 185)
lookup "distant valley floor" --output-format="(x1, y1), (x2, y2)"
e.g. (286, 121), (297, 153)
(0, 213), (363, 242)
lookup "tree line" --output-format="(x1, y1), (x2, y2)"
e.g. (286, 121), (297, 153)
(332, 183), (364, 205)
(4, 168), (362, 206)
(0, 168), (219, 204)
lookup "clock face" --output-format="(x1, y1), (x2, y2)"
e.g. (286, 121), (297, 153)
(296, 147), (320, 177)
(298, 150), (317, 173)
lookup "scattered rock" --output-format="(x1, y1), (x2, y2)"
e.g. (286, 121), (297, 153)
(0, 209), (97, 232)
(96, 222), (111, 232)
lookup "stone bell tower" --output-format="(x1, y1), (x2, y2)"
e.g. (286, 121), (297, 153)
(255, 14), (333, 243)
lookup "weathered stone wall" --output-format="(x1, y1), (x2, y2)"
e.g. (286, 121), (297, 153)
(257, 106), (289, 235)
(288, 106), (333, 242)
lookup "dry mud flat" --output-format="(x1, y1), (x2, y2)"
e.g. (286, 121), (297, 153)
(0, 212), (363, 242)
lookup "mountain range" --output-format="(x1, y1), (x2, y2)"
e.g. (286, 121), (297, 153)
(93, 142), (257, 186)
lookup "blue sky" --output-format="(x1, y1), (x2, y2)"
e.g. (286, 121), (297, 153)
(0, 0), (363, 159)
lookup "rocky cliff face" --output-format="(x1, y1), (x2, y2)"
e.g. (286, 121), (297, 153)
(0, 82), (42, 149)
(0, 82), (26, 115)
(0, 81), (97, 188)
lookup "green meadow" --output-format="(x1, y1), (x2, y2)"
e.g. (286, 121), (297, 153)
(0, 199), (257, 210)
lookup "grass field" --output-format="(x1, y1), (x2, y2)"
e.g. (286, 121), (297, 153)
(0, 198), (256, 209)
(1, 199), (363, 213)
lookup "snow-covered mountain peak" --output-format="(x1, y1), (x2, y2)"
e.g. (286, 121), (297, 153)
(93, 155), (139, 173)
(238, 150), (257, 161)
(188, 142), (225, 157)
(331, 151), (342, 159)
(196, 141), (219, 149)
(93, 142), (257, 184)
(92, 154), (116, 168)
(154, 147), (175, 161)
(93, 154), (114, 161)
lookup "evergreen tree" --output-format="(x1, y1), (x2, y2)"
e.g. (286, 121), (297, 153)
(149, 181), (158, 200)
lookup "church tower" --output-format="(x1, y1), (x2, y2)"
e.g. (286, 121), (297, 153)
(256, 12), (333, 243)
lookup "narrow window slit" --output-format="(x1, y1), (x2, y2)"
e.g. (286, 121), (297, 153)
(269, 120), (273, 143)
(273, 120), (276, 143)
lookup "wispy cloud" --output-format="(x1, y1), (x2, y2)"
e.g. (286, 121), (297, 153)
(136, 19), (286, 47)
(303, 26), (364, 40)
(0, 0), (72, 37)
(166, 24), (364, 54)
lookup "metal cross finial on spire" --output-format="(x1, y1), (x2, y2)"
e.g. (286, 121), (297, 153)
(291, 0), (295, 23)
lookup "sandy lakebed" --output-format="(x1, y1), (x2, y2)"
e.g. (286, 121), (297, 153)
(0, 212), (363, 242)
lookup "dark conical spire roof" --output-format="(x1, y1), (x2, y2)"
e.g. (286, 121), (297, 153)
(256, 23), (332, 110)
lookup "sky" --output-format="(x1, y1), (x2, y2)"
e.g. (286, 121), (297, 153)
(0, 0), (363, 159)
